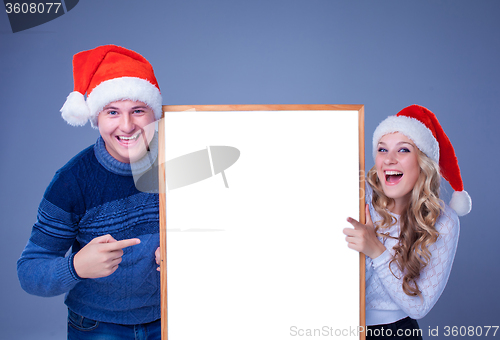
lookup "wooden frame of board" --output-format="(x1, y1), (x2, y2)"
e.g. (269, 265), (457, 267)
(159, 104), (365, 340)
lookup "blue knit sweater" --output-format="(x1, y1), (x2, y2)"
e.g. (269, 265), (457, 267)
(17, 136), (160, 325)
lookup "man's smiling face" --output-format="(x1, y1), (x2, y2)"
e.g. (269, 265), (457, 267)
(97, 100), (156, 163)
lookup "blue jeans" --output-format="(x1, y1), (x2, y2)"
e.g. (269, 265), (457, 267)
(68, 309), (161, 340)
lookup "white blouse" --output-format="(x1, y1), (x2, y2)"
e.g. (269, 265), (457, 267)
(364, 185), (460, 326)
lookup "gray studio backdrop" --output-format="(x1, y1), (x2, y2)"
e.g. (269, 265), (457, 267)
(1, 1), (499, 339)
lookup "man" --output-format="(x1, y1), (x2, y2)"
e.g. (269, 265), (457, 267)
(17, 45), (162, 339)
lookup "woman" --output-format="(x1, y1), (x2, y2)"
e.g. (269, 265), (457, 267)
(344, 105), (471, 339)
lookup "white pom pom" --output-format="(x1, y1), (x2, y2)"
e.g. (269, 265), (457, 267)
(60, 91), (91, 126)
(449, 190), (472, 216)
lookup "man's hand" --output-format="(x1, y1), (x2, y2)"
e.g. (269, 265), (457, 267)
(73, 234), (140, 279)
(155, 247), (161, 272)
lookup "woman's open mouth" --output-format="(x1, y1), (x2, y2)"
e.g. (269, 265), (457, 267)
(385, 170), (403, 184)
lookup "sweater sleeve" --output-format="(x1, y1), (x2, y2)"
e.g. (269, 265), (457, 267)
(370, 206), (460, 319)
(17, 170), (84, 297)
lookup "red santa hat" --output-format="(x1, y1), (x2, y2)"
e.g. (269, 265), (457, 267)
(372, 104), (471, 216)
(60, 45), (162, 128)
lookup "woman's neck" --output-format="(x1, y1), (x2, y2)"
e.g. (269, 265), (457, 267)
(387, 195), (410, 215)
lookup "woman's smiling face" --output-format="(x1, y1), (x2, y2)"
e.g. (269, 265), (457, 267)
(375, 132), (420, 214)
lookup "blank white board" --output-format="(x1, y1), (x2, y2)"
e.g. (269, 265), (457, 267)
(162, 106), (364, 339)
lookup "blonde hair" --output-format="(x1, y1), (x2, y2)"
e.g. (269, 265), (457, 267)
(367, 149), (443, 296)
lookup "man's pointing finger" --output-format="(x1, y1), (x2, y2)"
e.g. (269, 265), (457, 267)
(107, 238), (141, 251)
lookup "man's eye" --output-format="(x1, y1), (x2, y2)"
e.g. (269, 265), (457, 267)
(108, 111), (118, 115)
(133, 110), (144, 114)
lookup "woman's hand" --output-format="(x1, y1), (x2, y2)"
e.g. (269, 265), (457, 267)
(73, 234), (140, 279)
(155, 247), (161, 271)
(343, 204), (386, 259)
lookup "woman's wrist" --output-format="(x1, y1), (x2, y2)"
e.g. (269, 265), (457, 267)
(367, 243), (386, 259)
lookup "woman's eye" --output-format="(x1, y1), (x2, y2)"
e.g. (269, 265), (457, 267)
(378, 148), (387, 153)
(399, 148), (410, 153)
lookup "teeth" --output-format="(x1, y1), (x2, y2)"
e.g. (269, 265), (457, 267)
(119, 133), (140, 141)
(385, 170), (403, 175)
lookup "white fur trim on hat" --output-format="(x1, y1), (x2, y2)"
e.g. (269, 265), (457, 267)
(60, 91), (92, 126)
(449, 190), (472, 216)
(86, 77), (163, 128)
(372, 115), (440, 163)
